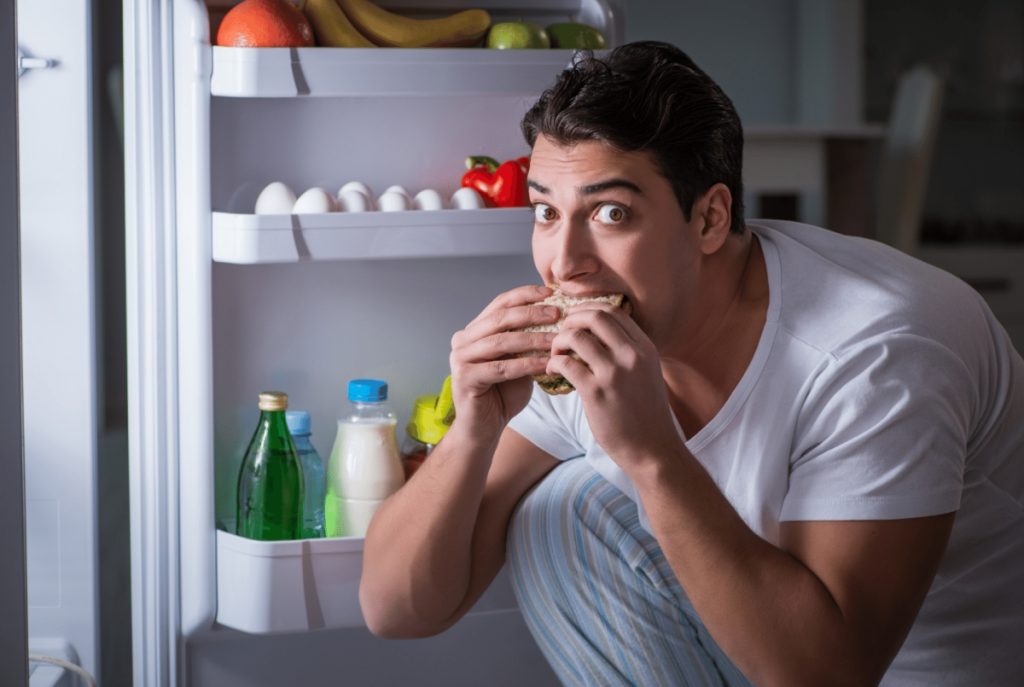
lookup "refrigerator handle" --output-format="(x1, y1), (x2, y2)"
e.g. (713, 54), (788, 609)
(17, 46), (57, 78)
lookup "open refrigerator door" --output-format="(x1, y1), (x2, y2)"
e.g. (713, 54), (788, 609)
(127, 1), (622, 684)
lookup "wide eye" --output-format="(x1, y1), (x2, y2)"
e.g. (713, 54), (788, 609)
(534, 203), (557, 223)
(595, 203), (627, 225)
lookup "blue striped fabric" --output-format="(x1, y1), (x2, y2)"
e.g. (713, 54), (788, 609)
(507, 457), (752, 687)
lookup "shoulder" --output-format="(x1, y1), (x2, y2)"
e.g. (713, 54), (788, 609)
(750, 220), (998, 363)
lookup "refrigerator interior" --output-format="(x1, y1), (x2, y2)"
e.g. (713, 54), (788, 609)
(146, 0), (623, 683)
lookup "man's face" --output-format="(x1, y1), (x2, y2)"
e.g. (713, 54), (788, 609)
(527, 135), (704, 348)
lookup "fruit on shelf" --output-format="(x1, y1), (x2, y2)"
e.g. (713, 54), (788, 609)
(336, 0), (491, 48)
(461, 155), (530, 207)
(546, 22), (607, 49)
(486, 21), (550, 49)
(302, 0), (376, 47)
(216, 0), (315, 47)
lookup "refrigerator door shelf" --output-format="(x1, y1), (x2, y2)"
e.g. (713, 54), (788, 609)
(216, 530), (520, 633)
(210, 46), (608, 98)
(217, 530), (363, 633)
(212, 207), (532, 263)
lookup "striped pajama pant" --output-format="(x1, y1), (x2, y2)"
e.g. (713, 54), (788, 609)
(507, 457), (752, 687)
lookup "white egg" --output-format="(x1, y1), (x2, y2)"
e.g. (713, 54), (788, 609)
(412, 189), (445, 211)
(377, 191), (411, 212)
(338, 181), (374, 199)
(337, 189), (372, 213)
(292, 187), (337, 214)
(254, 182), (296, 215)
(383, 185), (412, 200)
(450, 187), (486, 210)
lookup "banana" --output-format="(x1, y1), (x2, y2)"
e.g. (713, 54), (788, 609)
(302, 0), (376, 48)
(336, 0), (491, 48)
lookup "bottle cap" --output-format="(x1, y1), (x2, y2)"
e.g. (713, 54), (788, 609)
(407, 394), (450, 445)
(348, 379), (388, 403)
(258, 391), (288, 411)
(285, 410), (310, 435)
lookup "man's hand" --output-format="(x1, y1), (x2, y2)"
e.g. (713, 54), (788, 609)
(546, 301), (681, 473)
(449, 284), (560, 441)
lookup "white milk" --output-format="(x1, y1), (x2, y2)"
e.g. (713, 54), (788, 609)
(330, 420), (403, 499)
(326, 418), (404, 537)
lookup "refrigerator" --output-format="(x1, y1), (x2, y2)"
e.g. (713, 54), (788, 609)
(122, 1), (624, 685)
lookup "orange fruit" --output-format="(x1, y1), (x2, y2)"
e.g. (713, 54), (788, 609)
(216, 0), (315, 48)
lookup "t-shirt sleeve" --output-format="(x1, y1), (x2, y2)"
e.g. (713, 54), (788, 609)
(507, 383), (586, 461)
(780, 334), (974, 522)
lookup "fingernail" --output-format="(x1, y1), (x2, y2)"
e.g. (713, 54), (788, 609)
(545, 307), (560, 318)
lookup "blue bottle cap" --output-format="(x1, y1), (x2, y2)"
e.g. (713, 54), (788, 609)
(348, 379), (388, 402)
(285, 410), (311, 435)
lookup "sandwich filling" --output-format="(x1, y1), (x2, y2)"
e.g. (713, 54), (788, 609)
(520, 289), (630, 395)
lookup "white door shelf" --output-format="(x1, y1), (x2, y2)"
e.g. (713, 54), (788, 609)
(217, 530), (365, 633)
(210, 46), (602, 98)
(212, 207), (533, 263)
(216, 530), (521, 634)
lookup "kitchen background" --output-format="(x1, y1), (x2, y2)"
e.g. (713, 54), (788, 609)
(9, 0), (1022, 685)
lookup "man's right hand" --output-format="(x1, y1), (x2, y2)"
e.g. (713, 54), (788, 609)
(449, 284), (561, 441)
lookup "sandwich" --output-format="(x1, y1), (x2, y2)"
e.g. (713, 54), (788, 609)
(521, 288), (630, 395)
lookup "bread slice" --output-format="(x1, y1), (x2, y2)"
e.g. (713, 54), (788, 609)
(521, 289), (629, 395)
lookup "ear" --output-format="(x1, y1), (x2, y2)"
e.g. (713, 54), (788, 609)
(696, 183), (733, 255)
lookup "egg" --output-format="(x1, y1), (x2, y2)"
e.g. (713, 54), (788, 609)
(337, 189), (372, 213)
(254, 182), (297, 215)
(377, 190), (411, 212)
(412, 189), (445, 211)
(450, 187), (486, 210)
(338, 181), (374, 199)
(292, 187), (337, 214)
(383, 185), (412, 200)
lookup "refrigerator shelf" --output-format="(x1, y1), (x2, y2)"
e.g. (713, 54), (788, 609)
(210, 46), (597, 98)
(216, 530), (522, 634)
(217, 530), (365, 633)
(212, 207), (533, 263)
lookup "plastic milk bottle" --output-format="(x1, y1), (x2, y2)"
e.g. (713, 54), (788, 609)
(324, 379), (405, 537)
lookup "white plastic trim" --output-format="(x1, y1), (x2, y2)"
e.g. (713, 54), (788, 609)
(173, 0), (217, 645)
(216, 531), (366, 633)
(125, 0), (184, 684)
(210, 47), (603, 98)
(211, 208), (533, 263)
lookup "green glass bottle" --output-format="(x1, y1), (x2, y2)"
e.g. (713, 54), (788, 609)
(236, 391), (305, 541)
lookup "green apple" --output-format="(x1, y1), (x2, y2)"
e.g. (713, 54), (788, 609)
(486, 21), (551, 49)
(546, 22), (607, 49)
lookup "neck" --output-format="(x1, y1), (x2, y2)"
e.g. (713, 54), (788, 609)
(669, 230), (760, 363)
(660, 230), (768, 436)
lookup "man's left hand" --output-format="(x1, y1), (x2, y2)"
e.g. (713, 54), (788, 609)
(546, 301), (682, 474)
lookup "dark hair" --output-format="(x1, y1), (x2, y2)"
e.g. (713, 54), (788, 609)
(521, 41), (746, 234)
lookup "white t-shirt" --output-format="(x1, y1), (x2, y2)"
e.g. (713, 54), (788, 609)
(508, 220), (1024, 685)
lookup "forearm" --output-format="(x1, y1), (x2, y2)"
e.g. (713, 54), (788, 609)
(630, 450), (872, 687)
(360, 423), (499, 636)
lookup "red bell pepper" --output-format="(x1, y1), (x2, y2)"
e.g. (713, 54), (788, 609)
(461, 155), (530, 208)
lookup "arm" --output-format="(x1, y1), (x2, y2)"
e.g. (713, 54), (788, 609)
(360, 285), (562, 637)
(547, 303), (957, 686)
(633, 450), (954, 687)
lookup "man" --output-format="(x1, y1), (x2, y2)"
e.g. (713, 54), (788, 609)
(360, 42), (1024, 686)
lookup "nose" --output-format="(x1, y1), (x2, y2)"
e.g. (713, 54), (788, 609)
(546, 218), (599, 284)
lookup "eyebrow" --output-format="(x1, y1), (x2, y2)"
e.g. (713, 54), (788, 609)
(527, 178), (644, 196)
